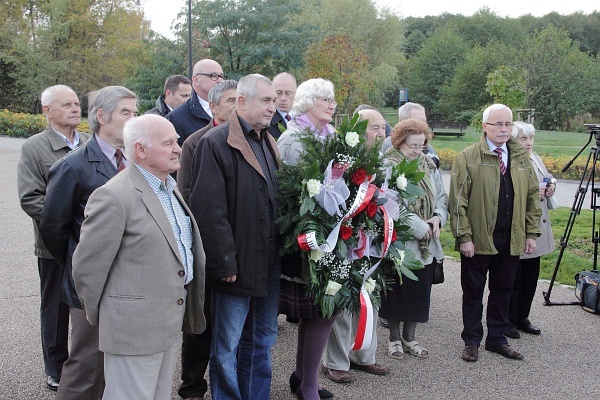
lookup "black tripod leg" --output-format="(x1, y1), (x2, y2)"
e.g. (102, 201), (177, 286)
(543, 148), (598, 306)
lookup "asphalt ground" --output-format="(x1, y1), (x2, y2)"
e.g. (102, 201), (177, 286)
(1, 135), (599, 399)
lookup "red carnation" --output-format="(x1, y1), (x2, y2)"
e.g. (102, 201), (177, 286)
(391, 229), (397, 242)
(351, 168), (367, 185)
(340, 225), (353, 240)
(366, 202), (378, 218)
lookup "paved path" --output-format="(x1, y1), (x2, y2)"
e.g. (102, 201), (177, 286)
(1, 136), (599, 399)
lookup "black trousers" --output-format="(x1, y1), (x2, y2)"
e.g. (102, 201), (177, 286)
(178, 284), (213, 398)
(509, 257), (541, 327)
(38, 257), (70, 378)
(460, 250), (519, 347)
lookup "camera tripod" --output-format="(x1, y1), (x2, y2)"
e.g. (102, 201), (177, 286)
(543, 124), (600, 306)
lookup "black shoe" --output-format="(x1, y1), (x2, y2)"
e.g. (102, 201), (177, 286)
(378, 317), (389, 328)
(517, 319), (541, 335)
(289, 372), (334, 399)
(46, 376), (60, 391)
(484, 343), (524, 360)
(504, 327), (520, 339)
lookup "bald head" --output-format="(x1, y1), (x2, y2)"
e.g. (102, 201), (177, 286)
(192, 59), (224, 100)
(359, 109), (386, 149)
(273, 72), (297, 113)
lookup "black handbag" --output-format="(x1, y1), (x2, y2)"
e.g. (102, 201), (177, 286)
(432, 258), (444, 284)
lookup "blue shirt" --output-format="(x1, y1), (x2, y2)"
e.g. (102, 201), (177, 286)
(136, 165), (194, 284)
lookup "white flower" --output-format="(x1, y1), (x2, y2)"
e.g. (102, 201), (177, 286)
(306, 179), (322, 197)
(345, 131), (360, 147)
(395, 250), (405, 265)
(396, 173), (408, 191)
(325, 280), (342, 296)
(365, 278), (376, 294)
(309, 250), (325, 262)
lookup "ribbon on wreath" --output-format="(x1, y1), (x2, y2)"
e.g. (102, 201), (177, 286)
(351, 206), (394, 351)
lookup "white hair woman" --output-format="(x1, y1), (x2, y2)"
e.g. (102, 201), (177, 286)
(506, 121), (557, 338)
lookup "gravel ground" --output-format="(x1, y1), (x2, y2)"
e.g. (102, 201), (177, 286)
(1, 136), (599, 400)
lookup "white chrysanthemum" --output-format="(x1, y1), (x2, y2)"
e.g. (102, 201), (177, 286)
(345, 131), (360, 147)
(309, 250), (325, 262)
(365, 278), (376, 294)
(325, 281), (342, 296)
(306, 179), (322, 197)
(396, 173), (408, 191)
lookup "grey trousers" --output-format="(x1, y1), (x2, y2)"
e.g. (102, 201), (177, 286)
(56, 307), (104, 400)
(322, 310), (378, 371)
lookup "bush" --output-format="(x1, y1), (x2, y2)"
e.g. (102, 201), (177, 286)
(0, 109), (90, 138)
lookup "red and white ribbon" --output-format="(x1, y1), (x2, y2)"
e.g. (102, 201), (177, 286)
(352, 288), (374, 351)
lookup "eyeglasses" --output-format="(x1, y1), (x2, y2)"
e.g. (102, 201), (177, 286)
(320, 97), (337, 108)
(195, 72), (226, 81)
(485, 122), (514, 129)
(404, 143), (427, 151)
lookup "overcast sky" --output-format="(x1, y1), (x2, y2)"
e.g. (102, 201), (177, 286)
(141, 0), (598, 39)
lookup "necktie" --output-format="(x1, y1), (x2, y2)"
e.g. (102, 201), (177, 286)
(494, 148), (506, 175)
(115, 148), (126, 172)
(285, 114), (292, 122)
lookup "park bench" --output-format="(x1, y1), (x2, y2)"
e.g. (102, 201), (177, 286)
(428, 121), (467, 137)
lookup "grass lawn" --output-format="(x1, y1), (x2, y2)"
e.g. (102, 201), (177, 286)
(440, 207), (597, 286)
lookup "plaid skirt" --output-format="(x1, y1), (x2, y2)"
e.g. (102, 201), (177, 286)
(279, 278), (325, 319)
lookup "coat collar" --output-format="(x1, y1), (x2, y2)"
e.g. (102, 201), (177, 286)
(226, 109), (281, 178)
(87, 135), (117, 180)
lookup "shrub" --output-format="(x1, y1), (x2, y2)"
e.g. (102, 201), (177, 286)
(0, 109), (90, 138)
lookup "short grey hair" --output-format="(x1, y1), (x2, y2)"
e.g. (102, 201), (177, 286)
(482, 103), (512, 123)
(291, 78), (335, 116)
(511, 121), (535, 138)
(123, 114), (160, 160)
(209, 80), (238, 105)
(88, 86), (137, 134)
(354, 104), (377, 114)
(398, 102), (425, 121)
(40, 85), (76, 107)
(237, 74), (272, 100)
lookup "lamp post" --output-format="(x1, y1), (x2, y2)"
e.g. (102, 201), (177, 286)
(188, 0), (193, 78)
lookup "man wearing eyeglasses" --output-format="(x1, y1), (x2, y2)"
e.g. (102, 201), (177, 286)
(268, 72), (296, 139)
(167, 59), (225, 146)
(448, 103), (541, 363)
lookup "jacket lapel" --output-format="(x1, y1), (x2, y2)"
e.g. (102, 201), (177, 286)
(87, 136), (117, 180)
(129, 166), (183, 265)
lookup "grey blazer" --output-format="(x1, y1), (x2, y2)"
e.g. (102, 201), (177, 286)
(73, 165), (206, 355)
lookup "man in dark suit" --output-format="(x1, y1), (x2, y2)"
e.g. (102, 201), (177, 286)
(268, 72), (296, 139)
(39, 86), (138, 399)
(449, 104), (541, 363)
(146, 74), (192, 117)
(73, 115), (206, 399)
(167, 59), (224, 146)
(17, 84), (90, 391)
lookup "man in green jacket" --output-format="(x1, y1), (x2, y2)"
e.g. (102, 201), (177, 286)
(449, 103), (541, 363)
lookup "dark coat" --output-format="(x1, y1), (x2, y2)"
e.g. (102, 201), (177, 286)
(177, 120), (216, 205)
(189, 109), (280, 296)
(39, 135), (118, 308)
(268, 111), (287, 139)
(146, 95), (170, 117)
(166, 92), (211, 146)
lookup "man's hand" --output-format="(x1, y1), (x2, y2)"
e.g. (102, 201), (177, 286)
(222, 275), (237, 283)
(425, 215), (441, 239)
(460, 241), (475, 258)
(524, 238), (537, 254)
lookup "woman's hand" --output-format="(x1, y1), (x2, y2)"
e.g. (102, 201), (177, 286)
(425, 215), (441, 239)
(546, 182), (555, 197)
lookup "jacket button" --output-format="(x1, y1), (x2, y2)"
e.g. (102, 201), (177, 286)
(224, 256), (229, 261)
(178, 270), (185, 277)
(543, 219), (547, 223)
(177, 298), (184, 305)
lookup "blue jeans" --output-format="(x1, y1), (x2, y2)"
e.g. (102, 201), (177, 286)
(209, 270), (280, 400)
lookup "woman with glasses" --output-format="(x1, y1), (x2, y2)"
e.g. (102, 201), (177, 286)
(277, 78), (337, 400)
(506, 121), (556, 338)
(380, 118), (448, 360)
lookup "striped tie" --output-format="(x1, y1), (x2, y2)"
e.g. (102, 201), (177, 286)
(115, 148), (126, 172)
(494, 148), (506, 175)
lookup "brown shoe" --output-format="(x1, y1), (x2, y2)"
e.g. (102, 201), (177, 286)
(349, 361), (390, 375)
(461, 345), (479, 362)
(485, 343), (524, 360)
(321, 365), (355, 383)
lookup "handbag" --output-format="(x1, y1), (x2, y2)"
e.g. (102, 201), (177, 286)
(432, 258), (444, 284)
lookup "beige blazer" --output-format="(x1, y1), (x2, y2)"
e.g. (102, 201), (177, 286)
(73, 165), (206, 356)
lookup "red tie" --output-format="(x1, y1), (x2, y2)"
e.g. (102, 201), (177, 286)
(285, 114), (292, 122)
(494, 148), (506, 175)
(115, 149), (126, 172)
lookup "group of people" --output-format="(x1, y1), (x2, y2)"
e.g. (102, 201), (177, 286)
(16, 56), (558, 400)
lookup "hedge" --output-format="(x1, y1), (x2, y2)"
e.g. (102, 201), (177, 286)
(0, 109), (90, 138)
(437, 148), (587, 180)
